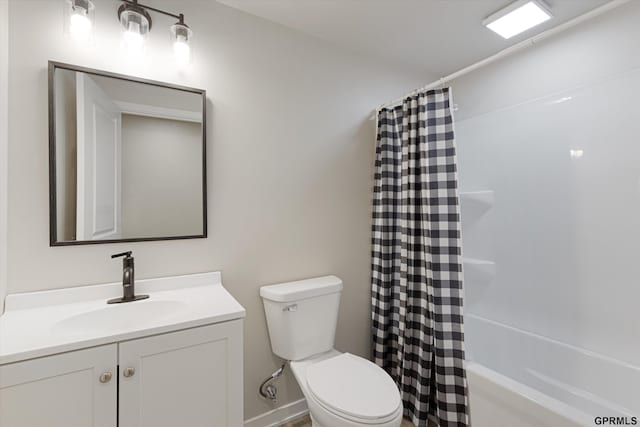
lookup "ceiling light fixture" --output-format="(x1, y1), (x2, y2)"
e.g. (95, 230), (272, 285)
(65, 0), (95, 41)
(483, 0), (552, 39)
(115, 0), (193, 63)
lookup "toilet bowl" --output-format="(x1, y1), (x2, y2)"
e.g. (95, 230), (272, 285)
(260, 276), (403, 427)
(290, 350), (403, 427)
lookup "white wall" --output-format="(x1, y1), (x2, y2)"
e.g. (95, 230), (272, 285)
(5, 0), (426, 419)
(453, 2), (640, 366)
(121, 114), (203, 238)
(0, 0), (8, 314)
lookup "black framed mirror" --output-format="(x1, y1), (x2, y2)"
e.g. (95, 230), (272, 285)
(48, 61), (207, 246)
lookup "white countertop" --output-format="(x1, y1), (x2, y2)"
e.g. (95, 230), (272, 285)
(0, 271), (245, 365)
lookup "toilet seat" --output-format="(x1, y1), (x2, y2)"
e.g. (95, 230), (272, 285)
(308, 391), (403, 425)
(305, 353), (401, 424)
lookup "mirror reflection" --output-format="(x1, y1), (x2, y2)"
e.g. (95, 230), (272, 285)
(50, 64), (206, 245)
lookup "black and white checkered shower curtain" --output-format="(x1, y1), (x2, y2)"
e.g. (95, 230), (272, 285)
(371, 88), (469, 427)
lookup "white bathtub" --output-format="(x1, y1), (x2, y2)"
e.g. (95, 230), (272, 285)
(465, 314), (639, 427)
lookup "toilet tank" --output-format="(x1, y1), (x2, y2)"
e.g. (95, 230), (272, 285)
(260, 276), (343, 361)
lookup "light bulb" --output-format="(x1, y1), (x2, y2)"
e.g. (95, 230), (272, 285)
(65, 0), (94, 42)
(69, 12), (92, 40)
(170, 22), (193, 66)
(118, 6), (150, 56)
(123, 21), (145, 54)
(173, 37), (191, 65)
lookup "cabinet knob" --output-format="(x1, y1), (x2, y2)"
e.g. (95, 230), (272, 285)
(99, 372), (113, 383)
(123, 367), (136, 378)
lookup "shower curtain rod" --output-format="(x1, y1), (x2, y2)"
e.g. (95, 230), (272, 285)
(374, 0), (629, 114)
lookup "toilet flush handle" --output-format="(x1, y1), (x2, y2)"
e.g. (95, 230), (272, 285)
(282, 304), (297, 312)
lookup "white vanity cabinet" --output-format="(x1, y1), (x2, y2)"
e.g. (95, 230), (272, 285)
(0, 344), (118, 427)
(0, 272), (246, 427)
(0, 321), (243, 427)
(119, 320), (243, 427)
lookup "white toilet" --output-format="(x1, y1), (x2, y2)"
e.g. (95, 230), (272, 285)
(261, 275), (403, 427)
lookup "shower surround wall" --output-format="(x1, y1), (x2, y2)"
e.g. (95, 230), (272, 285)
(4, 0), (427, 421)
(451, 0), (640, 419)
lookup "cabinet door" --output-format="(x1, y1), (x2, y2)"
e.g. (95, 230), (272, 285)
(119, 320), (243, 427)
(0, 344), (117, 427)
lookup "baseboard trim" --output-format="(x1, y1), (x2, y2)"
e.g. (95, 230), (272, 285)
(244, 398), (309, 427)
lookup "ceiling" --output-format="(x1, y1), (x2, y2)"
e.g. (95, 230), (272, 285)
(217, 0), (613, 76)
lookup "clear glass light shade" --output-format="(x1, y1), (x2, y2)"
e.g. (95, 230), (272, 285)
(64, 0), (95, 42)
(170, 23), (193, 65)
(120, 9), (150, 54)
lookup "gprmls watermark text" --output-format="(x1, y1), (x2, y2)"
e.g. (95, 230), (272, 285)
(594, 417), (638, 425)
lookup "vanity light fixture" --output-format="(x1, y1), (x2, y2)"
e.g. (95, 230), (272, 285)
(171, 16), (193, 66)
(65, 0), (95, 41)
(118, 0), (152, 54)
(483, 0), (552, 39)
(116, 0), (193, 63)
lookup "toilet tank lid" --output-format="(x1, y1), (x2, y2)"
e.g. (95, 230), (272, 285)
(260, 275), (343, 302)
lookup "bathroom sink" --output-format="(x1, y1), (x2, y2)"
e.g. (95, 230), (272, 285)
(52, 300), (186, 335)
(0, 272), (246, 364)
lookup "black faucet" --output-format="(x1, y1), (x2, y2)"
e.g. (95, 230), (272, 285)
(107, 251), (149, 304)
